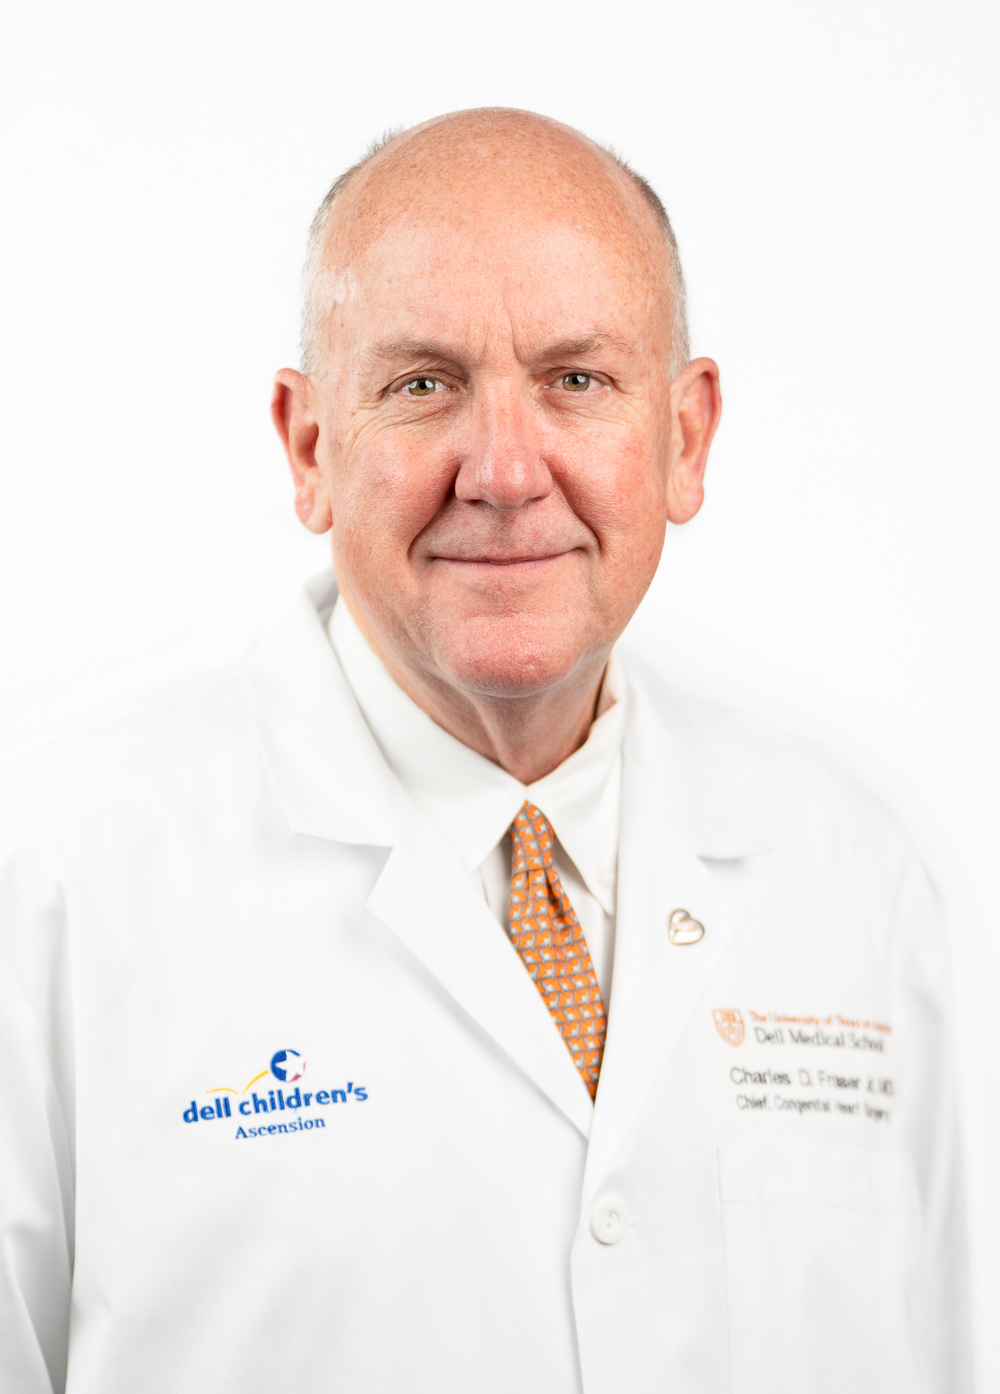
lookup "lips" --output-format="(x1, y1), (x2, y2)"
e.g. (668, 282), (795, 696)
(436, 553), (566, 566)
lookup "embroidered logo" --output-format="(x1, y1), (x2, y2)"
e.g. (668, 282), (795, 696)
(269, 1048), (305, 1083)
(181, 1048), (368, 1140)
(713, 1009), (745, 1047)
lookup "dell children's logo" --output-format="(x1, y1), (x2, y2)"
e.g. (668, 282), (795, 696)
(182, 1048), (368, 1141)
(270, 1048), (304, 1082)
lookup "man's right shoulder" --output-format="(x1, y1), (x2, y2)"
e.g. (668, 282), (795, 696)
(0, 662), (257, 847)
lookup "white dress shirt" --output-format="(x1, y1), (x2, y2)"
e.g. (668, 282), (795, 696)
(327, 599), (624, 1001)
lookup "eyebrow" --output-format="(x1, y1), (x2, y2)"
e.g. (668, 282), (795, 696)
(366, 331), (634, 367)
(367, 340), (467, 370)
(533, 333), (634, 359)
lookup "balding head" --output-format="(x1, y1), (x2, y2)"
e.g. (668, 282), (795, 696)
(300, 109), (689, 381)
(272, 108), (721, 781)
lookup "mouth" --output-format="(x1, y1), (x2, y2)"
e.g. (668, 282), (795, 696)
(432, 552), (570, 569)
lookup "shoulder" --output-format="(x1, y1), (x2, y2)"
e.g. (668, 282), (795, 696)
(0, 663), (256, 849)
(625, 655), (913, 873)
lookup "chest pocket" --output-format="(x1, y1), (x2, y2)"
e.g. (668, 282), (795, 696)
(717, 1142), (924, 1394)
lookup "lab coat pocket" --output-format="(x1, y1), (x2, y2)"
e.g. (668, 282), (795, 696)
(717, 1142), (924, 1394)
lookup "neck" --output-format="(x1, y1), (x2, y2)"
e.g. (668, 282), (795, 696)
(392, 663), (608, 785)
(344, 601), (608, 785)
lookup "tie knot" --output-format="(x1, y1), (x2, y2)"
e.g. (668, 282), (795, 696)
(510, 802), (555, 870)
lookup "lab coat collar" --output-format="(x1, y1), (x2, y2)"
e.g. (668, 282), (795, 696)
(252, 571), (763, 860)
(621, 660), (767, 861)
(247, 571), (398, 847)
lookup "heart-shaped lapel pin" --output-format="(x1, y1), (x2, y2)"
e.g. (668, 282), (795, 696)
(669, 908), (705, 945)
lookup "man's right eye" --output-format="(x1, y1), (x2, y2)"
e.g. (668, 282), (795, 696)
(400, 378), (442, 396)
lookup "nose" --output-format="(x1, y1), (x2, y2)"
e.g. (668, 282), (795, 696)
(453, 388), (553, 511)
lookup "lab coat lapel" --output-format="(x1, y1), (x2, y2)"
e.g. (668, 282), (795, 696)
(583, 676), (767, 1202)
(250, 573), (593, 1138)
(367, 791), (595, 1139)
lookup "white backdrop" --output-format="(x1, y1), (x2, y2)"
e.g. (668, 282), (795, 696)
(2, 1), (997, 1383)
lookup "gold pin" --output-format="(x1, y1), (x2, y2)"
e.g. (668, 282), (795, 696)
(669, 909), (705, 945)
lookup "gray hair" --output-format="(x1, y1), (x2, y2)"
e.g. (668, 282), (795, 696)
(299, 126), (690, 379)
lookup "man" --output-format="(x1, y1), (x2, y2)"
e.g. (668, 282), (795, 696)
(0, 109), (969, 1392)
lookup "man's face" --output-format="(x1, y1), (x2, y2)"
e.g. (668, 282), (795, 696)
(288, 150), (707, 704)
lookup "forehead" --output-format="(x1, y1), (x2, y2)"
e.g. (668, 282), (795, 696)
(320, 129), (671, 358)
(361, 219), (659, 349)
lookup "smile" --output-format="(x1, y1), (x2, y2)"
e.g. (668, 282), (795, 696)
(433, 553), (571, 569)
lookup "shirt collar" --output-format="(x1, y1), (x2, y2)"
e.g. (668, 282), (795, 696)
(328, 598), (625, 911)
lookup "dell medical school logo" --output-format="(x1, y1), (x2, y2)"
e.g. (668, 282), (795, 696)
(713, 1009), (745, 1047)
(182, 1048), (368, 1141)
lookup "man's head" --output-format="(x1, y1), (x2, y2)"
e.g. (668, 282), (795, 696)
(272, 109), (721, 762)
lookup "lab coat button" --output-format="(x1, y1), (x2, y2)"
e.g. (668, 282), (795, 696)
(590, 1196), (630, 1245)
(669, 908), (704, 944)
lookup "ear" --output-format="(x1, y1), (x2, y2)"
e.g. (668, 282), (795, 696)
(270, 368), (333, 534)
(664, 357), (722, 524)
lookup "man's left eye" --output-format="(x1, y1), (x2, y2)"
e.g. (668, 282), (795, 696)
(401, 378), (442, 396)
(561, 373), (592, 392)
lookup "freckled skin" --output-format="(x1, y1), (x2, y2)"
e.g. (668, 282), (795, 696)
(272, 110), (721, 783)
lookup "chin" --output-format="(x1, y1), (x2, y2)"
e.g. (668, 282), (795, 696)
(433, 612), (603, 699)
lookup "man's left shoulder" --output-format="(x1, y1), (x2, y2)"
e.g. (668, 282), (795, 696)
(628, 659), (914, 874)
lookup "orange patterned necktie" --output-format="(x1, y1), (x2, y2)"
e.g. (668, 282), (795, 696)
(508, 802), (607, 1099)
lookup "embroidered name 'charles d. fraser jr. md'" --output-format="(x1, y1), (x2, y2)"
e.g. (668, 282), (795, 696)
(711, 1008), (895, 1123)
(181, 1048), (368, 1141)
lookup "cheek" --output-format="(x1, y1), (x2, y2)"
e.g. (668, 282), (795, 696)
(331, 432), (454, 576)
(560, 429), (667, 558)
(610, 462), (668, 603)
(573, 434), (668, 617)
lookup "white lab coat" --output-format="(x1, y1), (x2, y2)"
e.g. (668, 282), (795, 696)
(0, 572), (970, 1394)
